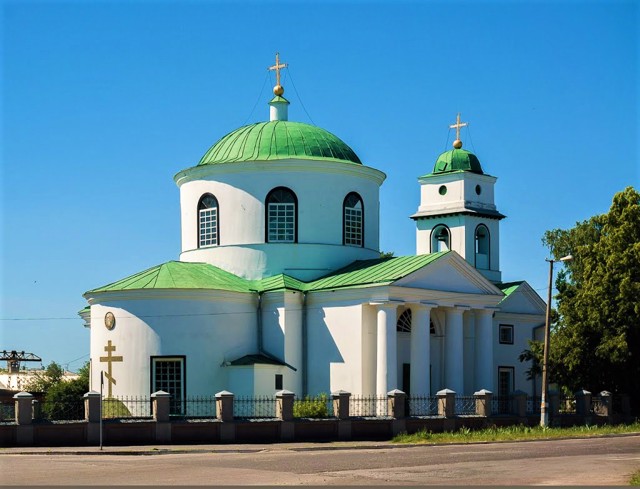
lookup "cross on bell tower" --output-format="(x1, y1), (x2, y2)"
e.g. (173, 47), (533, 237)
(449, 113), (468, 149)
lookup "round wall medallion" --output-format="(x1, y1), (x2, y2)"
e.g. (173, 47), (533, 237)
(475, 184), (482, 195)
(439, 185), (447, 195)
(104, 312), (116, 330)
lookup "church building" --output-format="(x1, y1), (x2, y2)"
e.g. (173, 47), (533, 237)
(81, 55), (546, 408)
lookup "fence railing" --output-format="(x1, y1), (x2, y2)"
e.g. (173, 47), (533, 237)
(349, 395), (389, 417)
(34, 399), (85, 421)
(0, 401), (15, 422)
(591, 396), (606, 415)
(293, 395), (334, 418)
(491, 396), (514, 415)
(234, 396), (277, 419)
(171, 396), (217, 418)
(103, 396), (152, 418)
(559, 396), (576, 414)
(407, 396), (439, 416)
(455, 396), (477, 415)
(527, 396), (542, 414)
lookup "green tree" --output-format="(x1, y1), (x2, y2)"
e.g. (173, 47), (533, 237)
(25, 361), (64, 393)
(542, 187), (640, 411)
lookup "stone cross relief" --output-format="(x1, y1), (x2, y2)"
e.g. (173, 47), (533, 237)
(99, 340), (123, 398)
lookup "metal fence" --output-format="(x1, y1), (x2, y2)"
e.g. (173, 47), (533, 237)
(234, 396), (277, 419)
(454, 396), (477, 415)
(490, 396), (514, 415)
(559, 396), (576, 414)
(171, 396), (217, 418)
(34, 399), (85, 421)
(102, 396), (152, 418)
(527, 396), (542, 414)
(293, 395), (334, 418)
(407, 396), (439, 416)
(591, 396), (606, 415)
(0, 401), (15, 422)
(349, 395), (389, 417)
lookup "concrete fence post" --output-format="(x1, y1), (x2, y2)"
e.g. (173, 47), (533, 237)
(331, 390), (351, 420)
(84, 391), (101, 445)
(215, 390), (234, 422)
(599, 391), (612, 420)
(474, 389), (492, 417)
(575, 389), (592, 417)
(84, 391), (101, 423)
(275, 390), (295, 422)
(13, 392), (34, 446)
(14, 392), (34, 425)
(437, 389), (456, 418)
(512, 390), (527, 418)
(387, 389), (406, 419)
(151, 390), (171, 423)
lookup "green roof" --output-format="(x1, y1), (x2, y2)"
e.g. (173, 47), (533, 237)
(305, 252), (449, 291)
(86, 253), (450, 296)
(197, 121), (362, 166)
(498, 281), (524, 301)
(86, 261), (254, 294)
(428, 148), (484, 175)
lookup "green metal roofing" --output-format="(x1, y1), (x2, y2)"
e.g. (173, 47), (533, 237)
(269, 95), (289, 104)
(305, 252), (449, 291)
(429, 148), (484, 175)
(86, 253), (450, 296)
(498, 281), (524, 299)
(257, 274), (306, 292)
(86, 261), (254, 294)
(197, 121), (362, 166)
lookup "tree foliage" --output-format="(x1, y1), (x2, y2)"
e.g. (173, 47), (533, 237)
(542, 187), (640, 409)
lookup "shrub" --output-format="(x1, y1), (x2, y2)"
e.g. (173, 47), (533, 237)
(294, 393), (329, 418)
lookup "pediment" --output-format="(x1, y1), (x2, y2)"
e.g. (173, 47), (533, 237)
(499, 281), (546, 314)
(393, 252), (503, 296)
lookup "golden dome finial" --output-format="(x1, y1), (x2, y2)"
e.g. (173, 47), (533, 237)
(449, 113), (468, 149)
(268, 52), (288, 97)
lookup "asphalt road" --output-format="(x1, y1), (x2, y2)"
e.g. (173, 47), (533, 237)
(2, 435), (639, 486)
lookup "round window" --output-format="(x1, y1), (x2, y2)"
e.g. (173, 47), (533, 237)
(475, 184), (482, 195)
(439, 185), (447, 196)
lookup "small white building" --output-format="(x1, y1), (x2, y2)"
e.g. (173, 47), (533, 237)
(81, 61), (545, 408)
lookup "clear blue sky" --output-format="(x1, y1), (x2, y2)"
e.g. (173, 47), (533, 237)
(1, 0), (638, 372)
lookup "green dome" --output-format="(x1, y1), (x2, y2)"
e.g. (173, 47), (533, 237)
(432, 148), (484, 175)
(198, 121), (362, 165)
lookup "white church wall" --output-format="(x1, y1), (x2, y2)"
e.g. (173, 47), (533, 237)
(306, 300), (364, 395)
(177, 160), (384, 280)
(88, 292), (257, 398)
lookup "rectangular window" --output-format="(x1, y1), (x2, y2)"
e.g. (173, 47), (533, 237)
(344, 207), (362, 246)
(199, 208), (218, 247)
(275, 374), (283, 390)
(499, 324), (514, 344)
(151, 356), (185, 415)
(268, 203), (295, 242)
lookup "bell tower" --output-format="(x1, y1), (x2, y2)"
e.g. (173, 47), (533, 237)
(411, 114), (505, 283)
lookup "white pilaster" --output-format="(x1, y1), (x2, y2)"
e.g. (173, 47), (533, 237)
(410, 303), (435, 397)
(375, 303), (399, 396)
(474, 308), (495, 392)
(444, 307), (466, 394)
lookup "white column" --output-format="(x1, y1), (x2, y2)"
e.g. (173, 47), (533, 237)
(376, 303), (399, 396)
(410, 304), (434, 397)
(444, 307), (466, 394)
(474, 309), (495, 392)
(463, 311), (475, 395)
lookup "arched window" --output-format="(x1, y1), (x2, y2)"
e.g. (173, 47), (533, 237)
(198, 194), (219, 247)
(475, 224), (490, 269)
(396, 309), (412, 332)
(343, 192), (364, 247)
(431, 225), (450, 252)
(266, 187), (297, 243)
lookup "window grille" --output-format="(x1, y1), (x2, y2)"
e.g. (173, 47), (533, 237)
(198, 194), (218, 247)
(397, 309), (412, 332)
(344, 193), (363, 247)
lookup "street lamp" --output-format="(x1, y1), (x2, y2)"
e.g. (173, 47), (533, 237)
(540, 254), (573, 427)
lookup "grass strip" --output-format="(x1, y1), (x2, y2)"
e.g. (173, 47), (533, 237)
(393, 421), (640, 444)
(630, 470), (640, 486)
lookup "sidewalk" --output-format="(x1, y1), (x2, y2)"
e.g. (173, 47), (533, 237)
(0, 440), (399, 456)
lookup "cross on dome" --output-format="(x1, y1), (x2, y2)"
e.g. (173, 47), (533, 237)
(449, 113), (468, 149)
(268, 52), (288, 96)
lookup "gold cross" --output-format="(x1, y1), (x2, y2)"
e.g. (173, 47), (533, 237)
(99, 340), (123, 397)
(268, 52), (288, 87)
(449, 113), (468, 141)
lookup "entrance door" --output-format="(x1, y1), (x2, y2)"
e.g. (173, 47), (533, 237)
(498, 366), (514, 414)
